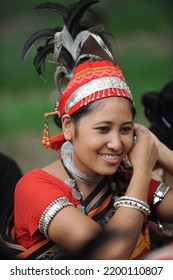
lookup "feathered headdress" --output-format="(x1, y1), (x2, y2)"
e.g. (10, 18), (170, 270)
(21, 0), (116, 93)
(22, 0), (134, 151)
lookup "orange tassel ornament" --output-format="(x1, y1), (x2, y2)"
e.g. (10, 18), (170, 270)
(42, 111), (60, 148)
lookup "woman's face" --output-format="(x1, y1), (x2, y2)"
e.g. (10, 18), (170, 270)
(71, 97), (134, 176)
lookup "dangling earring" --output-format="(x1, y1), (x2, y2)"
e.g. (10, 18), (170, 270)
(42, 117), (51, 148)
(61, 140), (73, 160)
(42, 110), (60, 148)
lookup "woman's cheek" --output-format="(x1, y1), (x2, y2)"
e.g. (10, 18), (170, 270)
(126, 136), (134, 152)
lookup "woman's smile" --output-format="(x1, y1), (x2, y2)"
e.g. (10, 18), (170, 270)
(98, 152), (123, 165)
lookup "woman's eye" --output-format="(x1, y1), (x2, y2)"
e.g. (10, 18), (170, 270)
(97, 127), (109, 133)
(120, 127), (132, 134)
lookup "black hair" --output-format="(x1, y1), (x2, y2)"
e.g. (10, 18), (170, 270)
(141, 81), (173, 149)
(71, 98), (136, 122)
(54, 97), (136, 131)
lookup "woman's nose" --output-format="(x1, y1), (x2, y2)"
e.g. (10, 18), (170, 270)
(106, 136), (123, 151)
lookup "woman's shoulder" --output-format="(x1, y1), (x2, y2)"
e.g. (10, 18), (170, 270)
(16, 168), (54, 183)
(15, 167), (67, 194)
(14, 166), (73, 206)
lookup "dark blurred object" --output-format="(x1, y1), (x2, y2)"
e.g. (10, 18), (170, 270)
(141, 81), (173, 251)
(0, 152), (22, 260)
(142, 81), (173, 150)
(0, 240), (17, 260)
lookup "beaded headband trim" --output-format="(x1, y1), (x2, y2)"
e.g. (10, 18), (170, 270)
(65, 76), (132, 112)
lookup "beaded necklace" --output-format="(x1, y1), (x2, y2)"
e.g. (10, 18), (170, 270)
(61, 159), (86, 214)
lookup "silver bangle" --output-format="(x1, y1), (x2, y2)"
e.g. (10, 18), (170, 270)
(114, 196), (150, 216)
(153, 182), (170, 205)
(39, 196), (73, 238)
(121, 196), (149, 209)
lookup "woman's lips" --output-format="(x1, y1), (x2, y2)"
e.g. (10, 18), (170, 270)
(99, 153), (122, 164)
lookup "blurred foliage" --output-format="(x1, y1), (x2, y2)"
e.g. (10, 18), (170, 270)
(0, 0), (172, 171)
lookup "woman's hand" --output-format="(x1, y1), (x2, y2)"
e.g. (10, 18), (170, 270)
(133, 124), (173, 176)
(128, 123), (159, 174)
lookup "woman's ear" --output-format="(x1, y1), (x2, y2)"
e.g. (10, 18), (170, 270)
(61, 114), (73, 141)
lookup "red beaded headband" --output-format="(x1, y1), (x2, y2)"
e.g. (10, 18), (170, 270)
(58, 60), (133, 116)
(46, 60), (134, 150)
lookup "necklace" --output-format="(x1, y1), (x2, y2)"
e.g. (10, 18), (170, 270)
(61, 159), (86, 214)
(61, 141), (104, 185)
(62, 157), (104, 184)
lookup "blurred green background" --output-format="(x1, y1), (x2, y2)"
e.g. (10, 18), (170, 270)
(0, 0), (172, 173)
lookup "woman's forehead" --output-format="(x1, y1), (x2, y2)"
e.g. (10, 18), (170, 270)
(89, 97), (132, 112)
(81, 97), (133, 123)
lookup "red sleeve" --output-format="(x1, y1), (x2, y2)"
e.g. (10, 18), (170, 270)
(148, 178), (160, 206)
(14, 169), (75, 237)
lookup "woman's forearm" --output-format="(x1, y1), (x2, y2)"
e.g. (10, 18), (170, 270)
(158, 143), (173, 175)
(102, 170), (152, 259)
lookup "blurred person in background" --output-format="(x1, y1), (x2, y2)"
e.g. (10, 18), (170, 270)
(141, 81), (173, 251)
(0, 152), (22, 259)
(142, 81), (173, 186)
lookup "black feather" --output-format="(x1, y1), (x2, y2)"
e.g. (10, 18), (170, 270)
(22, 0), (115, 83)
(58, 47), (75, 71)
(65, 0), (100, 38)
(34, 2), (69, 19)
(21, 28), (60, 61)
(34, 43), (54, 78)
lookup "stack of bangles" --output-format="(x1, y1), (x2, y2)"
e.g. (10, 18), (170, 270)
(114, 196), (150, 216)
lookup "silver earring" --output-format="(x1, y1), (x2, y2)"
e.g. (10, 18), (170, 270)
(133, 136), (137, 144)
(61, 140), (73, 160)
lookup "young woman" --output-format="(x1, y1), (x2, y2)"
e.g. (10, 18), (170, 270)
(14, 0), (173, 260)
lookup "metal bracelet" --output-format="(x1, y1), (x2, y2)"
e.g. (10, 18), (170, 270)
(114, 200), (150, 216)
(120, 196), (149, 209)
(114, 196), (150, 216)
(39, 196), (73, 238)
(153, 182), (170, 205)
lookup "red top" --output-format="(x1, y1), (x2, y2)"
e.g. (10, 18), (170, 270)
(14, 168), (160, 258)
(14, 169), (80, 248)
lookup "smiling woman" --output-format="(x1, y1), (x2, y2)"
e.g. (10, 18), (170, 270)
(3, 0), (172, 260)
(67, 97), (134, 177)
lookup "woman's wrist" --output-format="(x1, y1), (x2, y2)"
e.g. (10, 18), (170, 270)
(114, 196), (151, 216)
(125, 170), (152, 201)
(158, 144), (173, 174)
